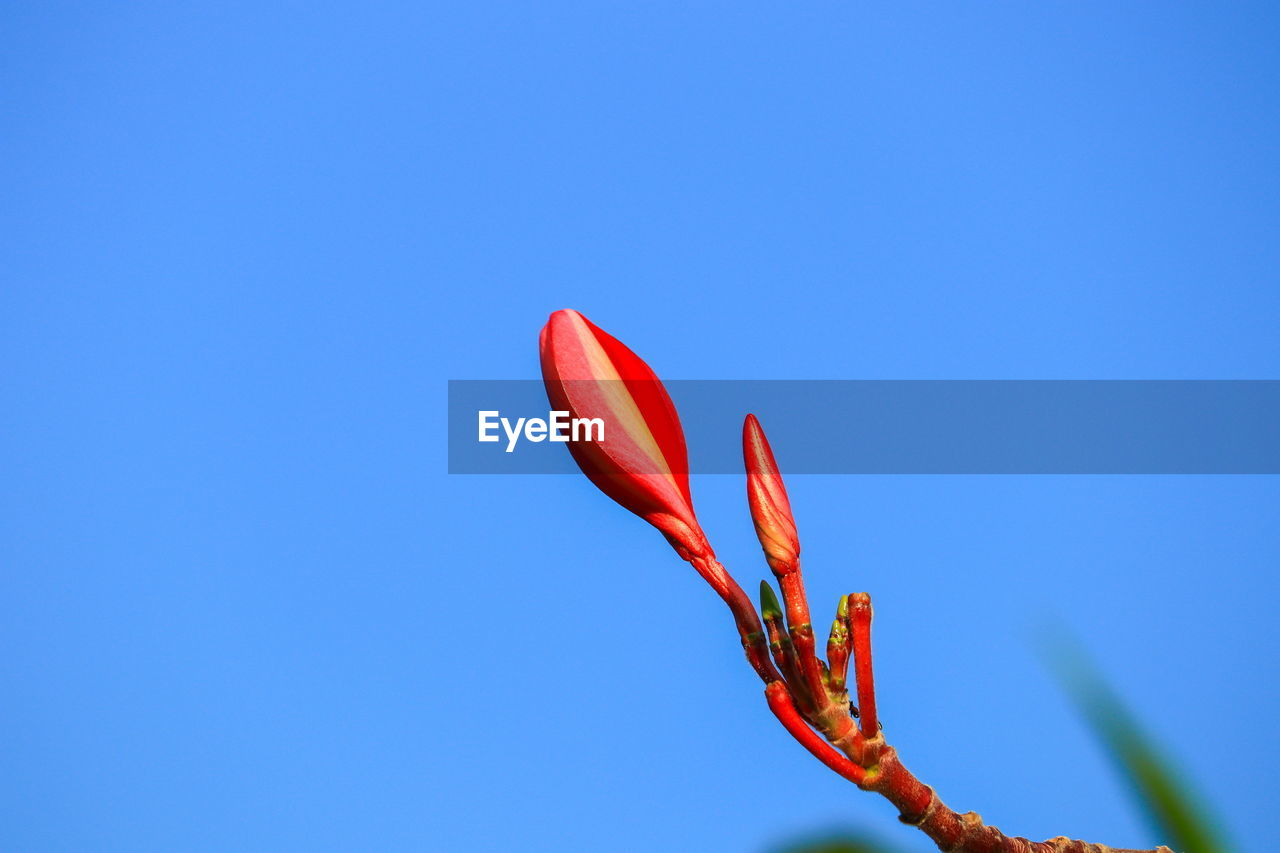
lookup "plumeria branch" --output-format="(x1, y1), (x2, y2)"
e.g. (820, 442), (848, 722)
(539, 309), (1174, 853)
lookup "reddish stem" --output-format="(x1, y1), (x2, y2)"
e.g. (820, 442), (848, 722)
(848, 592), (878, 738)
(778, 568), (838, 720)
(691, 556), (782, 685)
(761, 604), (813, 713)
(764, 682), (864, 785)
(862, 747), (1168, 853)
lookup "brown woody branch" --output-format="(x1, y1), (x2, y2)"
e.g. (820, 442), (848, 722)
(744, 571), (1173, 853)
(727, 415), (1175, 852)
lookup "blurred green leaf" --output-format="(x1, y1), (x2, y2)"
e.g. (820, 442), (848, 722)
(1042, 634), (1231, 853)
(769, 830), (905, 853)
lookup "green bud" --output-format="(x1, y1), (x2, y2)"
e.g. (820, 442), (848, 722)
(759, 580), (783, 620)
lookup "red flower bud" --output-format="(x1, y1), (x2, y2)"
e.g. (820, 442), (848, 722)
(743, 414), (800, 574)
(539, 309), (710, 561)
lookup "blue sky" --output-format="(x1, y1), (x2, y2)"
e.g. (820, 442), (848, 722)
(4, 3), (1278, 851)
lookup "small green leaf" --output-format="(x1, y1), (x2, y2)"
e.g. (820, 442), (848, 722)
(759, 579), (783, 620)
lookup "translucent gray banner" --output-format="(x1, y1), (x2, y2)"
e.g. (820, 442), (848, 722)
(448, 380), (1280, 474)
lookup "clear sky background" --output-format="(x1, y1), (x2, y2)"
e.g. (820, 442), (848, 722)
(4, 3), (1278, 852)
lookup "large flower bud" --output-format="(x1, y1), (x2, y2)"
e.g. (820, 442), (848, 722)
(539, 309), (709, 560)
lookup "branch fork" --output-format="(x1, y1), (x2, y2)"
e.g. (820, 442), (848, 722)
(538, 310), (1174, 853)
(734, 415), (1172, 853)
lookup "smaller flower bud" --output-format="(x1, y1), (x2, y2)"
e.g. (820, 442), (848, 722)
(743, 414), (800, 574)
